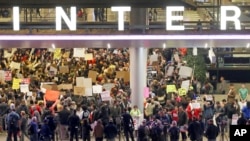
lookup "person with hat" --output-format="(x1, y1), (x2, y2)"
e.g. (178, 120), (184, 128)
(6, 103), (20, 141)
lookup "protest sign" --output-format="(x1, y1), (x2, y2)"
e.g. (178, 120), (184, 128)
(144, 87), (149, 98)
(191, 102), (201, 109)
(101, 91), (111, 101)
(73, 48), (85, 58)
(74, 86), (85, 95)
(57, 84), (73, 90)
(12, 78), (21, 89)
(103, 83), (115, 91)
(53, 48), (62, 59)
(166, 66), (174, 76)
(88, 70), (97, 83)
(179, 66), (193, 78)
(20, 84), (29, 93)
(45, 90), (60, 101)
(149, 54), (158, 65)
(59, 66), (69, 73)
(85, 53), (93, 60)
(178, 88), (187, 96)
(83, 78), (92, 88)
(166, 85), (177, 93)
(0, 70), (4, 83)
(85, 87), (93, 96)
(181, 80), (190, 91)
(10, 61), (21, 70)
(92, 85), (103, 93)
(76, 77), (84, 86)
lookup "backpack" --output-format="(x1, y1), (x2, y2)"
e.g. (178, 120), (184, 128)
(169, 127), (180, 140)
(8, 113), (18, 128)
(82, 110), (90, 119)
(27, 123), (34, 135)
(46, 115), (57, 131)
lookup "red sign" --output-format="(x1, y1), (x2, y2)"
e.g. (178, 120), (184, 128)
(4, 71), (12, 81)
(21, 78), (30, 84)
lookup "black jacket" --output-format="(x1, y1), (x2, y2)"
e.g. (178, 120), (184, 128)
(104, 122), (118, 139)
(188, 121), (203, 141)
(205, 124), (219, 139)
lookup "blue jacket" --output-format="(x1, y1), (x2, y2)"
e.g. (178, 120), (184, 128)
(242, 106), (250, 119)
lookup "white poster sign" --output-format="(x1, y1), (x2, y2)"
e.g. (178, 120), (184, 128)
(76, 77), (85, 86)
(101, 91), (111, 101)
(93, 85), (103, 93)
(181, 80), (190, 91)
(103, 83), (115, 91)
(20, 84), (29, 93)
(73, 48), (85, 58)
(85, 87), (93, 96)
(179, 66), (193, 78)
(149, 54), (158, 65)
(83, 78), (92, 88)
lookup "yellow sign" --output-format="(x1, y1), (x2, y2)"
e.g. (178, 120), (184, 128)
(178, 88), (187, 96)
(166, 85), (177, 93)
(12, 78), (21, 89)
(53, 48), (62, 60)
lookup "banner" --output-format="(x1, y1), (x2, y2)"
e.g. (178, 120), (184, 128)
(166, 85), (177, 93)
(45, 90), (60, 101)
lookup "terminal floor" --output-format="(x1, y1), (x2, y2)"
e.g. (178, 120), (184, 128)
(0, 94), (234, 141)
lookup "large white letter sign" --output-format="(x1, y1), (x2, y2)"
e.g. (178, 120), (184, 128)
(111, 6), (131, 31)
(221, 6), (241, 30)
(166, 6), (184, 30)
(56, 7), (76, 31)
(13, 7), (20, 31)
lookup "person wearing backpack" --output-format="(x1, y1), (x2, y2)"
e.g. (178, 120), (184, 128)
(6, 103), (20, 141)
(29, 116), (39, 141)
(168, 121), (180, 141)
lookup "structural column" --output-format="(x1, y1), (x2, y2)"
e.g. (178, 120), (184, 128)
(129, 8), (148, 113)
(129, 47), (147, 113)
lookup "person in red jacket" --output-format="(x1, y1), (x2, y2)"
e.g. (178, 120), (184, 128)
(171, 105), (179, 122)
(186, 100), (193, 124)
(29, 100), (42, 116)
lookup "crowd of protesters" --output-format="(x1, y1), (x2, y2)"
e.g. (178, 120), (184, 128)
(0, 48), (249, 141)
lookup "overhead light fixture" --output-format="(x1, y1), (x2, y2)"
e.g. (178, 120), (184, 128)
(163, 43), (166, 48)
(247, 43), (250, 48)
(107, 43), (111, 48)
(51, 44), (55, 49)
(204, 43), (208, 48)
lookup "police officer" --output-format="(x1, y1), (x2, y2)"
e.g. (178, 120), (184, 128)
(68, 110), (80, 141)
(122, 109), (135, 141)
